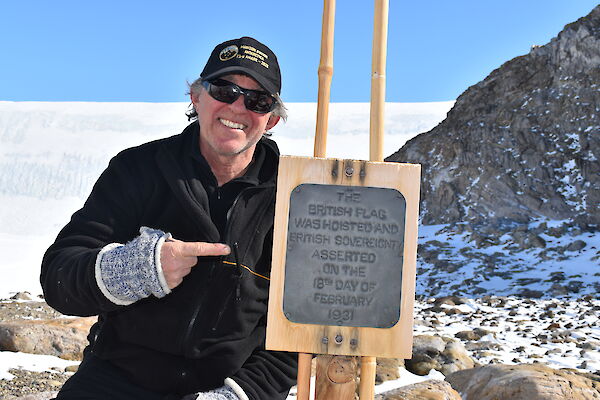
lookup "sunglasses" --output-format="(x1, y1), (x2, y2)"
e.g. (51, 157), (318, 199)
(201, 79), (277, 114)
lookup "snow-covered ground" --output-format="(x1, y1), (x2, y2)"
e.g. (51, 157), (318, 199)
(417, 222), (600, 298)
(415, 297), (600, 373)
(1, 294), (597, 396)
(0, 100), (453, 298)
(0, 100), (455, 394)
(1, 101), (598, 396)
(0, 351), (75, 381)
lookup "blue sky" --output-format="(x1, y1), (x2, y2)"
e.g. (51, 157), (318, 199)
(1, 1), (598, 103)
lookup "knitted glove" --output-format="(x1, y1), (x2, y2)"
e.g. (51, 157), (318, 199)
(181, 385), (240, 400)
(95, 226), (172, 305)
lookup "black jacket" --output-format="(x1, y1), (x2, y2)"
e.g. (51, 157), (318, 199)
(41, 123), (297, 399)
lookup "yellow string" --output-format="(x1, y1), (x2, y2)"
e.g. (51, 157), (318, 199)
(222, 260), (270, 281)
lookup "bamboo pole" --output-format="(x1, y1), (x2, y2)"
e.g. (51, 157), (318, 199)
(369, 0), (389, 163)
(358, 356), (377, 399)
(301, 1), (339, 399)
(296, 353), (313, 400)
(360, 1), (389, 397)
(314, 0), (336, 158)
(313, 0), (361, 398)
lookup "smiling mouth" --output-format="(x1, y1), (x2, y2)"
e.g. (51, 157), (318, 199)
(219, 118), (247, 130)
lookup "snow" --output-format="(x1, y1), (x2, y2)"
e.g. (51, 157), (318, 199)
(416, 219), (600, 298)
(0, 100), (456, 393)
(415, 297), (600, 372)
(0, 100), (452, 299)
(374, 369), (445, 394)
(1, 100), (598, 395)
(0, 351), (76, 380)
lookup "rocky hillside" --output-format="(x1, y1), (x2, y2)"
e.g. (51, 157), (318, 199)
(387, 5), (600, 230)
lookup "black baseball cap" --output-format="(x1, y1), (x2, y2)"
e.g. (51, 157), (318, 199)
(200, 37), (281, 95)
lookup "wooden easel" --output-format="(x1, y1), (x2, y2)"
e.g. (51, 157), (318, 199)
(300, 1), (389, 399)
(265, 1), (418, 399)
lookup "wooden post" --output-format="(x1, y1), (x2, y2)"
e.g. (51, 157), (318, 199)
(296, 1), (393, 399)
(358, 356), (377, 400)
(314, 0), (336, 158)
(361, 1), (389, 398)
(316, 356), (358, 399)
(297, 353), (313, 400)
(313, 0), (360, 399)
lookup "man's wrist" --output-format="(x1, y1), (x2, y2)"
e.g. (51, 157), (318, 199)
(224, 378), (249, 400)
(95, 226), (172, 305)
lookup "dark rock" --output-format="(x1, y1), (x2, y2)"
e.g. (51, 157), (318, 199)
(433, 296), (468, 306)
(567, 240), (587, 252)
(455, 331), (479, 341)
(516, 278), (542, 287)
(465, 341), (502, 351)
(517, 288), (544, 299)
(566, 280), (585, 293)
(386, 6), (600, 230)
(549, 283), (569, 297)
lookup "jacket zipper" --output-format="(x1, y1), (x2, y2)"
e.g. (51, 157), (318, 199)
(232, 242), (243, 301)
(223, 186), (274, 258)
(179, 260), (217, 353)
(211, 243), (243, 331)
(179, 189), (247, 350)
(180, 185), (274, 348)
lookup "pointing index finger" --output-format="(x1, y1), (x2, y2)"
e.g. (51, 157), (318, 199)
(179, 241), (231, 257)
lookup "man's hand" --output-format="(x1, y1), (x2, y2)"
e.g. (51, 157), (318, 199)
(161, 239), (231, 289)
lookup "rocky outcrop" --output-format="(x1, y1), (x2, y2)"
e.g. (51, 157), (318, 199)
(404, 335), (475, 376)
(376, 358), (404, 383)
(376, 380), (462, 400)
(0, 317), (95, 361)
(446, 364), (600, 399)
(387, 5), (600, 230)
(0, 298), (94, 361)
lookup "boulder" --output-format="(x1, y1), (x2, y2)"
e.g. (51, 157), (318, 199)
(446, 364), (600, 400)
(376, 379), (462, 400)
(376, 358), (404, 384)
(0, 317), (96, 360)
(566, 240), (587, 252)
(405, 335), (475, 377)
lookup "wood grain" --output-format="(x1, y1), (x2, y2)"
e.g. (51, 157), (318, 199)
(266, 156), (419, 359)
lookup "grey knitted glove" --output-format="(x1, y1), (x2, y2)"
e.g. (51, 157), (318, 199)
(95, 226), (172, 305)
(181, 385), (240, 400)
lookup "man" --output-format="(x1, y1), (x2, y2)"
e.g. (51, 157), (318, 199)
(41, 36), (297, 400)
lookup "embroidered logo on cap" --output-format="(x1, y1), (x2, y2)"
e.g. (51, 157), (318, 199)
(219, 45), (239, 61)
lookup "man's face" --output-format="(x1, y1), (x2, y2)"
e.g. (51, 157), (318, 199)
(192, 74), (280, 161)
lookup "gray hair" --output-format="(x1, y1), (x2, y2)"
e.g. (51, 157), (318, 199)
(185, 77), (288, 124)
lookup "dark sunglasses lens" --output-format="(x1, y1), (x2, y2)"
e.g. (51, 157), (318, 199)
(206, 80), (276, 113)
(244, 91), (275, 113)
(209, 84), (239, 104)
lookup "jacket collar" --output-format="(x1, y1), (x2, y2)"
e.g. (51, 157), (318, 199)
(153, 122), (279, 242)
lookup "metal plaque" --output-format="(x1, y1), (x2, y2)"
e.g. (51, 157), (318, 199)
(283, 184), (406, 328)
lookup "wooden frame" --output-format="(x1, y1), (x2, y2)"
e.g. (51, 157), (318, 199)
(266, 156), (419, 359)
